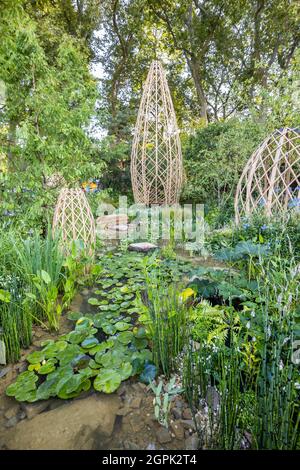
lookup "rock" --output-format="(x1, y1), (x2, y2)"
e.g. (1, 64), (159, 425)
(117, 406), (131, 417)
(180, 419), (196, 431)
(3, 394), (120, 450)
(4, 403), (20, 420)
(4, 416), (18, 428)
(182, 408), (192, 420)
(128, 242), (158, 253)
(0, 366), (12, 379)
(130, 396), (142, 409)
(185, 434), (200, 450)
(171, 407), (182, 420)
(0, 395), (15, 411)
(97, 214), (128, 228)
(21, 400), (52, 420)
(205, 386), (220, 412)
(170, 421), (185, 440)
(123, 440), (140, 450)
(16, 362), (27, 373)
(156, 427), (172, 444)
(174, 398), (184, 409)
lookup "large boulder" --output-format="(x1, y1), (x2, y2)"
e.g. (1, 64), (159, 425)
(2, 394), (120, 450)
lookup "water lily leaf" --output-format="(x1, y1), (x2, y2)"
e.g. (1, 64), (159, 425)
(94, 369), (122, 393)
(115, 321), (130, 331)
(71, 354), (91, 369)
(88, 297), (101, 306)
(36, 378), (57, 400)
(102, 323), (117, 335)
(110, 304), (120, 311)
(99, 305), (109, 311)
(81, 337), (99, 349)
(67, 311), (82, 321)
(6, 371), (38, 399)
(28, 363), (41, 372)
(27, 351), (45, 364)
(118, 362), (133, 381)
(56, 344), (83, 367)
(76, 317), (93, 328)
(15, 388), (37, 402)
(38, 362), (56, 375)
(42, 340), (67, 358)
(117, 331), (133, 345)
(132, 337), (148, 350)
(99, 350), (123, 368)
(89, 359), (101, 369)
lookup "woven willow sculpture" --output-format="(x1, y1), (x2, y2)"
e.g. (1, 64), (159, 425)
(235, 128), (300, 223)
(131, 60), (183, 205)
(53, 188), (95, 257)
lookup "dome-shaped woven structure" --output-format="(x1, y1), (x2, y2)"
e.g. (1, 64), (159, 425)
(52, 188), (95, 257)
(131, 60), (183, 205)
(235, 128), (300, 223)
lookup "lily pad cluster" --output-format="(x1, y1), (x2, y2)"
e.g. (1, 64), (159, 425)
(6, 250), (194, 402)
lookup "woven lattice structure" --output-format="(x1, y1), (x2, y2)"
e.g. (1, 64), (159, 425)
(131, 60), (183, 205)
(235, 128), (300, 223)
(52, 188), (95, 257)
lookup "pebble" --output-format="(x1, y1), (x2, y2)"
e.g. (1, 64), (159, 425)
(182, 408), (192, 420)
(4, 404), (20, 420)
(4, 416), (18, 428)
(0, 367), (12, 379)
(156, 427), (172, 444)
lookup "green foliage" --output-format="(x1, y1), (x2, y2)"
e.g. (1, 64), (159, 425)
(181, 119), (267, 222)
(150, 377), (184, 428)
(0, 2), (103, 233)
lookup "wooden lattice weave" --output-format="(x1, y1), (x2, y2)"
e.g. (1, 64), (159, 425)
(131, 60), (183, 205)
(52, 188), (95, 257)
(235, 128), (300, 223)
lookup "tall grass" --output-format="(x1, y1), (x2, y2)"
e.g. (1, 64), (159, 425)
(13, 229), (64, 287)
(142, 266), (188, 377)
(0, 277), (32, 362)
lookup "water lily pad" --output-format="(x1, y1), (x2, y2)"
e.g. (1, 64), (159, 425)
(26, 351), (45, 364)
(76, 317), (93, 328)
(94, 369), (122, 393)
(118, 362), (133, 380)
(71, 354), (91, 369)
(56, 344), (83, 367)
(117, 331), (133, 345)
(115, 321), (131, 331)
(38, 362), (56, 375)
(67, 311), (82, 321)
(88, 297), (101, 306)
(81, 337), (99, 349)
(102, 323), (117, 335)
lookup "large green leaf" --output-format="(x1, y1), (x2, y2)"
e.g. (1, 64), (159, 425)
(94, 369), (122, 393)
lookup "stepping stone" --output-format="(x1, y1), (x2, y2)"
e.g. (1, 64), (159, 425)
(128, 242), (158, 253)
(96, 214), (128, 228)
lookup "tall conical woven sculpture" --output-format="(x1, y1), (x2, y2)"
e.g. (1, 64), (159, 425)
(235, 128), (300, 223)
(131, 60), (183, 205)
(52, 188), (96, 257)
